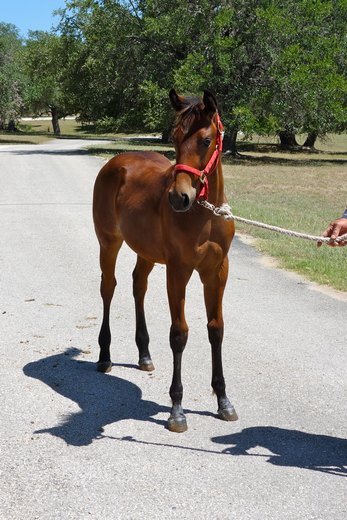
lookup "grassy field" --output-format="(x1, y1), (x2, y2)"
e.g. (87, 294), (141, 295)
(0, 132), (52, 145)
(1, 120), (346, 292)
(0, 118), (161, 144)
(223, 138), (347, 292)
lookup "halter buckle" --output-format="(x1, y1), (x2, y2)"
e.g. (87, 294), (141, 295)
(200, 172), (207, 184)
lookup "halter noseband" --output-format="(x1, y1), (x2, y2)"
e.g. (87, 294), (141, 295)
(173, 112), (224, 201)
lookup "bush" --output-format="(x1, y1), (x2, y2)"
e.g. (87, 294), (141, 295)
(95, 116), (120, 133)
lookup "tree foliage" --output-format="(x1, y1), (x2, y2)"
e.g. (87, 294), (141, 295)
(254, 0), (347, 140)
(1, 0), (346, 146)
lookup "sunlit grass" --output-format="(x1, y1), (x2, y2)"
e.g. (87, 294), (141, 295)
(19, 118), (84, 136)
(0, 132), (52, 145)
(223, 147), (347, 292)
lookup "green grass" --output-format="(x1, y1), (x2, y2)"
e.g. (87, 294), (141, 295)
(0, 118), (161, 145)
(223, 137), (347, 292)
(18, 118), (91, 137)
(1, 120), (346, 291)
(89, 140), (175, 159)
(0, 118), (79, 145)
(0, 131), (52, 145)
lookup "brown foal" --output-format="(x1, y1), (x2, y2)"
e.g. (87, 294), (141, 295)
(93, 89), (238, 432)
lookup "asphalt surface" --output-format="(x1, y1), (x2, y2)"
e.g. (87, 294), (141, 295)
(0, 139), (346, 520)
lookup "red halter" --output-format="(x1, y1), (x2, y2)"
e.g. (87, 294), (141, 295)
(173, 112), (224, 201)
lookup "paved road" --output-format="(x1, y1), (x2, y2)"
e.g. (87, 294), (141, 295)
(0, 140), (346, 520)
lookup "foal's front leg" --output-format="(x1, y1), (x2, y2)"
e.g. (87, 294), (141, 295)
(200, 256), (238, 422)
(166, 263), (193, 432)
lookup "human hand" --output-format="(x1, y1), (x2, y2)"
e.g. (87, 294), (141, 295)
(318, 217), (347, 247)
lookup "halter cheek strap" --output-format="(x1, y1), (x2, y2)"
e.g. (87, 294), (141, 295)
(173, 113), (224, 201)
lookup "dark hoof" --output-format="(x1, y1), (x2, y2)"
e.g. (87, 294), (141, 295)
(97, 361), (112, 373)
(218, 406), (238, 422)
(167, 415), (188, 433)
(138, 357), (155, 372)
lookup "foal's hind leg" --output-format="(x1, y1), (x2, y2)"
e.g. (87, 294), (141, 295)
(200, 256), (238, 422)
(97, 236), (123, 373)
(132, 255), (155, 371)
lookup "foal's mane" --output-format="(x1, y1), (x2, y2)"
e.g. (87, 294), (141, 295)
(172, 96), (206, 137)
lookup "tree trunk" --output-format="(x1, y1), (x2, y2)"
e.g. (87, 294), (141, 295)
(7, 120), (17, 132)
(279, 130), (299, 148)
(303, 132), (318, 148)
(223, 130), (239, 156)
(51, 106), (61, 135)
(161, 127), (171, 143)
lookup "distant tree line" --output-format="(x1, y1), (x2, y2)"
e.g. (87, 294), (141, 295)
(0, 0), (346, 152)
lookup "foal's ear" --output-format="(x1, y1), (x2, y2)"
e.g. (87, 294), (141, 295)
(203, 90), (218, 115)
(169, 89), (186, 111)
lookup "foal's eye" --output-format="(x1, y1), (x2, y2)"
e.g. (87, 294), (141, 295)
(202, 138), (212, 147)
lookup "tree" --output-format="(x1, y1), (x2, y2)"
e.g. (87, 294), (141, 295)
(52, 0), (347, 149)
(171, 1), (275, 153)
(0, 23), (24, 130)
(164, 0), (347, 151)
(22, 31), (68, 135)
(56, 0), (144, 129)
(56, 0), (220, 135)
(252, 0), (347, 148)
(133, 0), (217, 137)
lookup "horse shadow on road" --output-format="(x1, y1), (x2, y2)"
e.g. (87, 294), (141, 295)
(211, 426), (347, 476)
(23, 348), (347, 476)
(23, 347), (169, 446)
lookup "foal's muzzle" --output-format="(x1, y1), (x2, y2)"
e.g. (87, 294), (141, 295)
(168, 188), (196, 212)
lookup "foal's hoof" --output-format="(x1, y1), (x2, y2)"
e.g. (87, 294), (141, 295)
(138, 357), (155, 372)
(167, 415), (188, 433)
(96, 361), (112, 373)
(218, 406), (238, 422)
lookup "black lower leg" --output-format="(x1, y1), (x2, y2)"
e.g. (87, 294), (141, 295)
(97, 271), (116, 372)
(167, 326), (188, 432)
(135, 312), (154, 371)
(133, 258), (154, 371)
(97, 305), (113, 372)
(209, 325), (238, 421)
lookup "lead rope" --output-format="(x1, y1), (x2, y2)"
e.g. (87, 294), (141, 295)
(197, 200), (347, 244)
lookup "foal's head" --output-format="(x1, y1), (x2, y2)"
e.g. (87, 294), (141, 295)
(169, 89), (220, 212)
